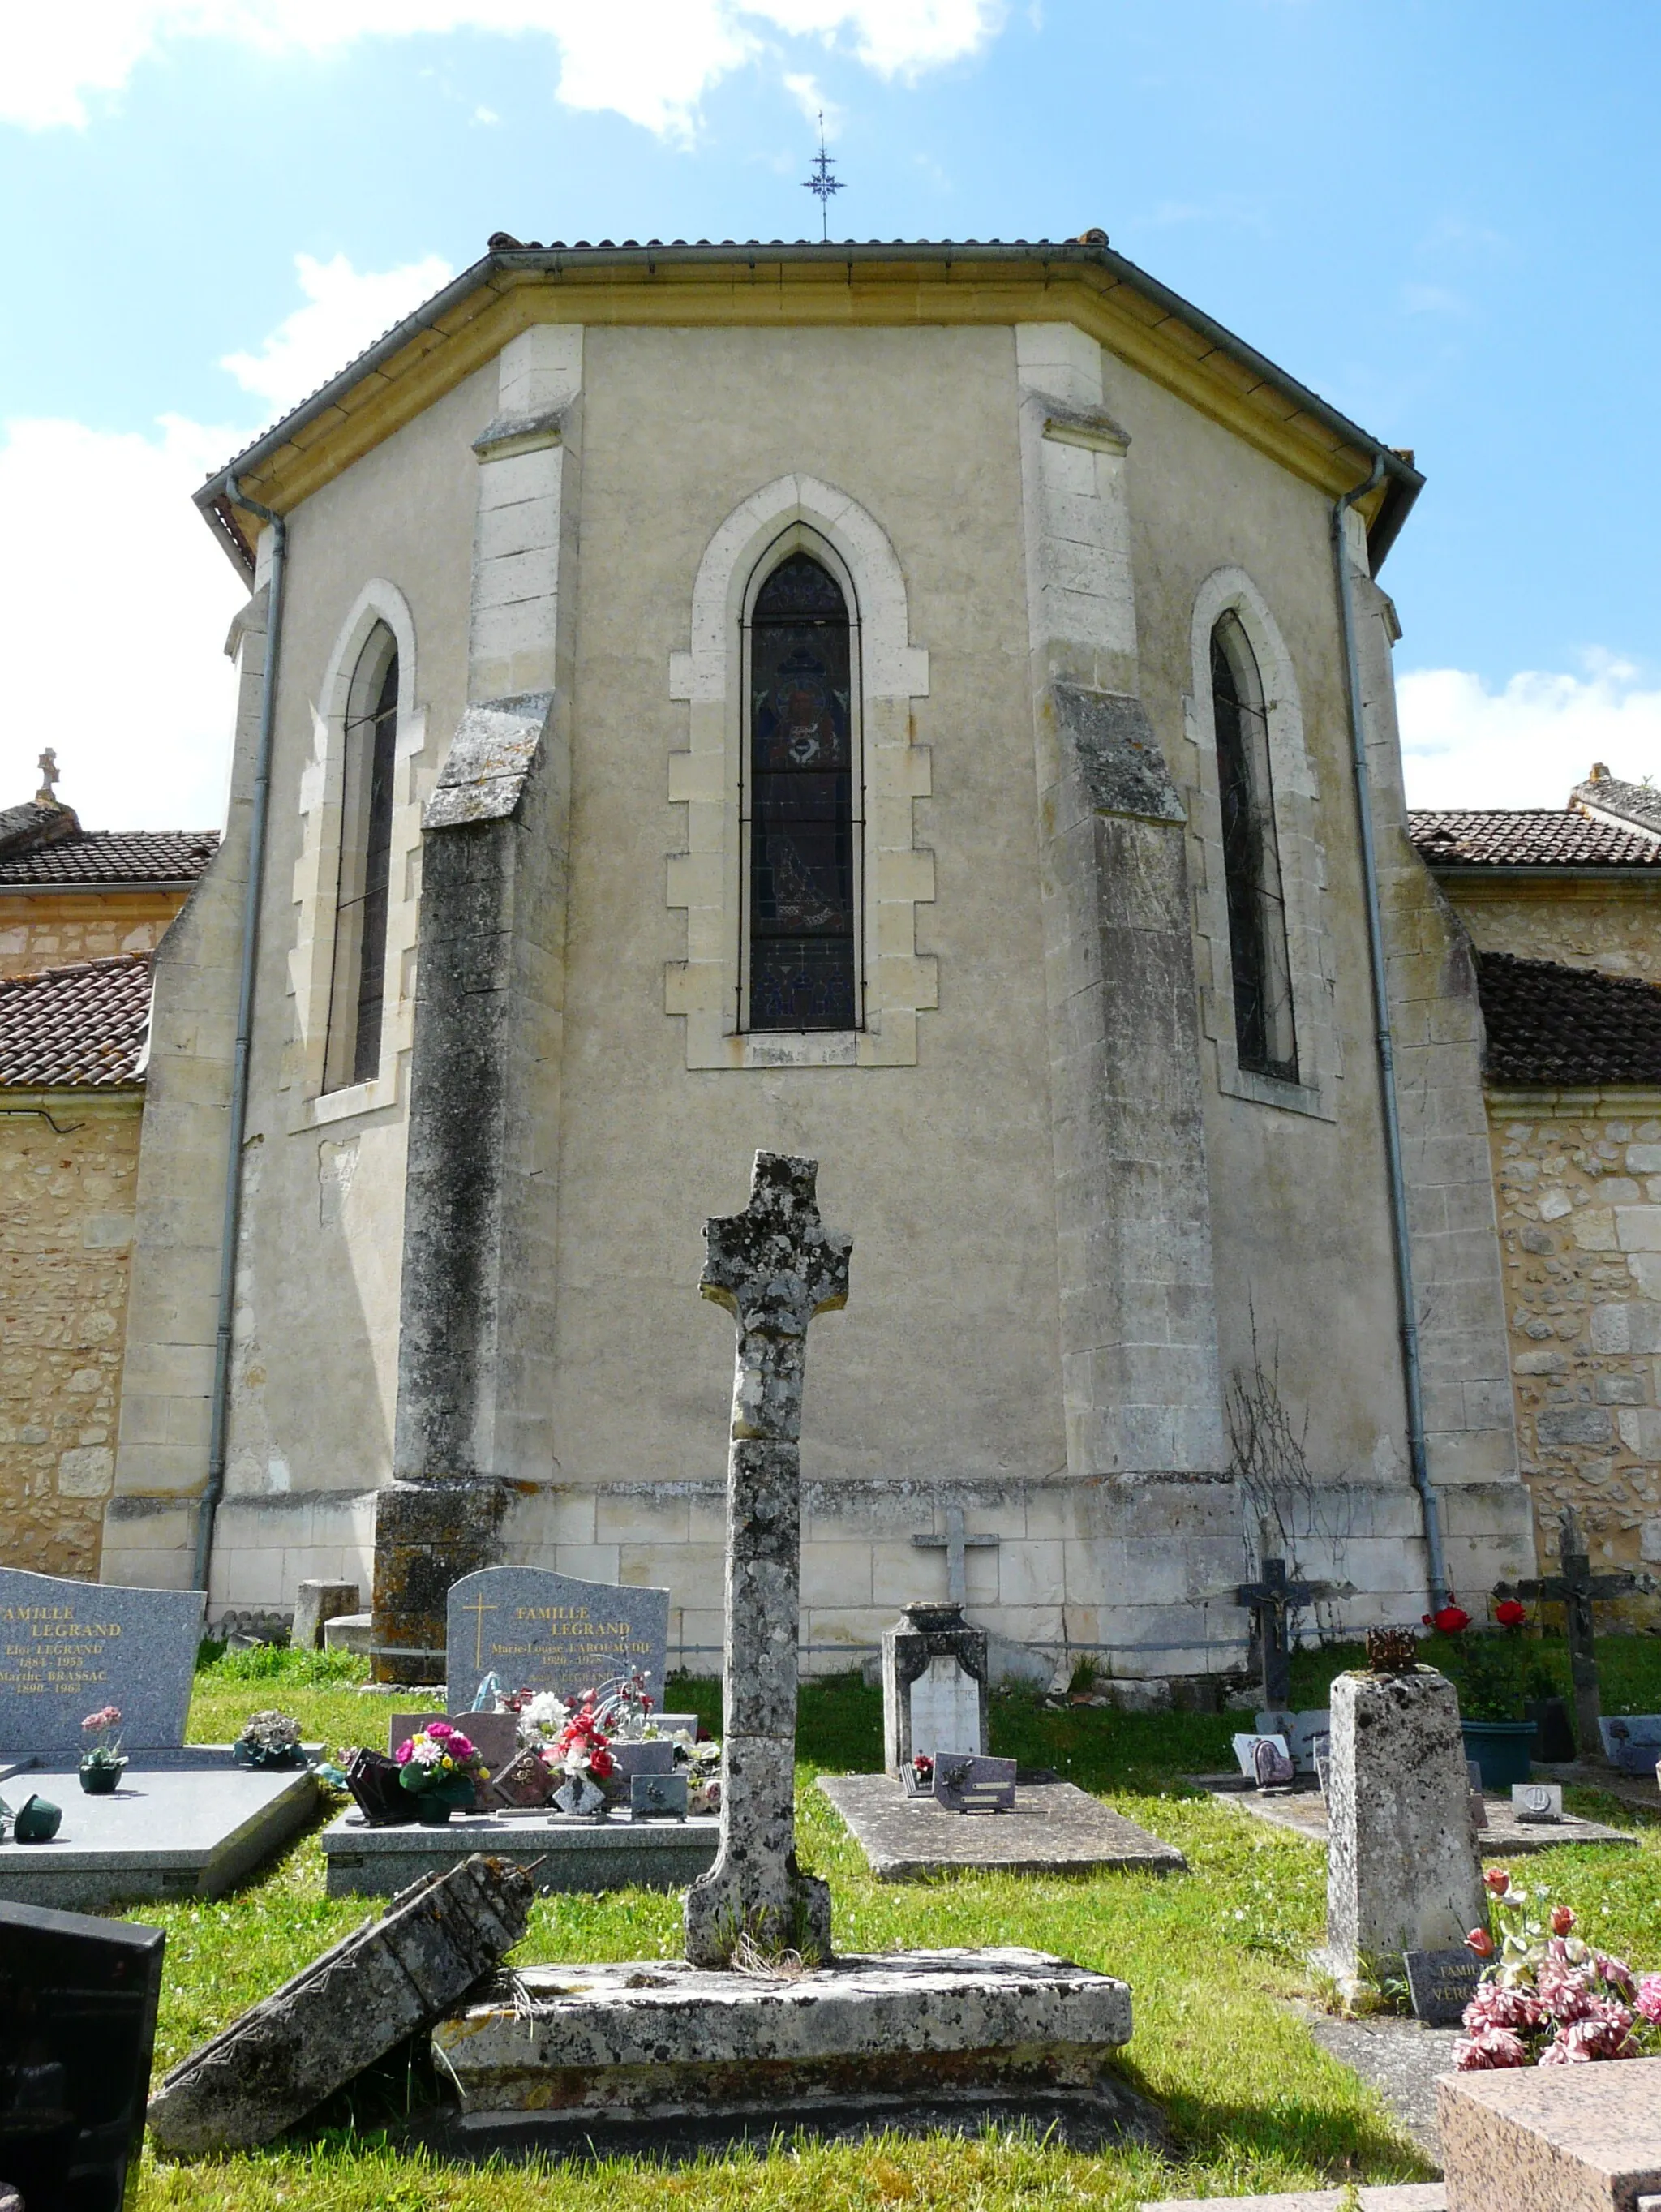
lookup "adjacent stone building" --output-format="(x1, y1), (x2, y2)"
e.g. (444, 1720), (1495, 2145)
(0, 784), (217, 1578)
(1413, 771), (1661, 1584)
(101, 233), (1539, 1682)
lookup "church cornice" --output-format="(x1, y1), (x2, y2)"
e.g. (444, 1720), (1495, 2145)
(195, 238), (1423, 579)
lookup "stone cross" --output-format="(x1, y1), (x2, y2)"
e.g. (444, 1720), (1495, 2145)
(683, 1152), (851, 1969)
(911, 1505), (998, 1607)
(1236, 1553), (1332, 1709)
(1498, 1507), (1657, 1759)
(35, 747), (59, 806)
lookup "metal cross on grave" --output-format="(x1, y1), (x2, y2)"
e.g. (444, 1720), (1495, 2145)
(1236, 1552), (1339, 1710)
(1498, 1507), (1658, 1759)
(912, 1505), (998, 1607)
(682, 1151), (851, 1970)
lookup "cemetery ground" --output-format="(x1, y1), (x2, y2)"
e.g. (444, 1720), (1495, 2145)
(129, 1637), (1661, 2212)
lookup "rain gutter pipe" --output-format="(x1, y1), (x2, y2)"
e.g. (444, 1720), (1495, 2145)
(192, 476), (285, 1598)
(1333, 462), (1450, 1609)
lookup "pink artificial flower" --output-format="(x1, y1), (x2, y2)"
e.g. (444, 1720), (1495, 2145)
(1595, 1954), (1636, 1999)
(1453, 2027), (1528, 2070)
(1463, 1982), (1544, 2035)
(1537, 1961), (1596, 2025)
(1484, 1868), (1511, 1896)
(394, 1737), (414, 1764)
(427, 1721), (455, 1741)
(1555, 2012), (1636, 2062)
(1636, 1975), (1661, 2027)
(1537, 2037), (1586, 2065)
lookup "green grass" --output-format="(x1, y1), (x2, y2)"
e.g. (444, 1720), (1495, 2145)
(116, 1650), (1661, 2210)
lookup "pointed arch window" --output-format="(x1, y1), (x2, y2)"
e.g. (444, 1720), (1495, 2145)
(1210, 611), (1297, 1081)
(743, 551), (860, 1031)
(324, 622), (399, 1092)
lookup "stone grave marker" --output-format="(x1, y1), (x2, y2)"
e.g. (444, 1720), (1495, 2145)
(0, 1896), (166, 2210)
(1600, 1713), (1661, 1774)
(0, 1566), (203, 1756)
(1321, 1662), (1486, 1983)
(444, 1566), (668, 1716)
(1403, 1944), (1481, 2027)
(882, 1601), (989, 1774)
(1511, 1780), (1564, 1823)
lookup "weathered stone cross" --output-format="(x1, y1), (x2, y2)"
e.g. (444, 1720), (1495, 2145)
(683, 1152), (851, 1969)
(1498, 1507), (1657, 1759)
(911, 1504), (998, 1607)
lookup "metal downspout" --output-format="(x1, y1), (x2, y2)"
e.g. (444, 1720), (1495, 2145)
(1333, 464), (1451, 1609)
(191, 479), (285, 1597)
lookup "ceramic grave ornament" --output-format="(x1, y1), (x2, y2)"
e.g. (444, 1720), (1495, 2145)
(683, 1152), (850, 1969)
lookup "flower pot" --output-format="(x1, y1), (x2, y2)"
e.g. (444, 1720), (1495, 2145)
(1461, 1719), (1537, 1790)
(78, 1759), (125, 1795)
(411, 1797), (454, 1826)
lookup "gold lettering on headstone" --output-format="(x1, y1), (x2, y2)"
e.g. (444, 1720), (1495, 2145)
(0, 1597), (122, 1703)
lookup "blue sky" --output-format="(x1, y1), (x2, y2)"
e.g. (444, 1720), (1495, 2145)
(2, 1), (1656, 827)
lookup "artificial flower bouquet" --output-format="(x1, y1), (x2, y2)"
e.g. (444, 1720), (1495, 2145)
(393, 1720), (489, 1819)
(1453, 1868), (1661, 2068)
(1426, 1593), (1551, 1723)
(233, 1709), (306, 1770)
(79, 1705), (125, 1793)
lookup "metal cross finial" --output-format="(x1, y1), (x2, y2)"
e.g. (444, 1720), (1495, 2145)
(35, 748), (60, 806)
(802, 110), (843, 243)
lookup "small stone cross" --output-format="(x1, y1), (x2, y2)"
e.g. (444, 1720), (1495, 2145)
(35, 748), (59, 806)
(1499, 1508), (1657, 1759)
(683, 1152), (850, 1969)
(1237, 1553), (1329, 1710)
(912, 1505), (998, 1607)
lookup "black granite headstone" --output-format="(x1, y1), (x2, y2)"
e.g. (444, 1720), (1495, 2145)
(0, 1896), (165, 2211)
(1404, 1945), (1481, 2027)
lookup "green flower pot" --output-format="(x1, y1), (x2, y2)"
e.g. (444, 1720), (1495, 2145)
(12, 1794), (63, 1843)
(79, 1759), (125, 1795)
(412, 1797), (454, 1826)
(1461, 1719), (1536, 1791)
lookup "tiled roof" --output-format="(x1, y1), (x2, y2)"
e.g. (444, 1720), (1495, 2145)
(0, 828), (217, 887)
(0, 954), (151, 1088)
(1572, 773), (1661, 838)
(1410, 810), (1661, 869)
(1477, 951), (1661, 1088)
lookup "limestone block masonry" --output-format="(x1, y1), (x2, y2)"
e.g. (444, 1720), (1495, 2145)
(0, 1096), (139, 1578)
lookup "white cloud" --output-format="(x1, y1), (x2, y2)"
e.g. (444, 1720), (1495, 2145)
(0, 2), (1004, 135)
(1397, 659), (1661, 810)
(0, 414), (246, 831)
(221, 251), (453, 418)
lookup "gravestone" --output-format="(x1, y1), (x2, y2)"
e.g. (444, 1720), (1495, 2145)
(683, 1152), (849, 1967)
(0, 1567), (203, 1755)
(0, 1896), (165, 2211)
(1321, 1664), (1486, 1983)
(1600, 1714), (1661, 1774)
(882, 1602), (989, 1774)
(1403, 1944), (1481, 2027)
(444, 1567), (668, 1716)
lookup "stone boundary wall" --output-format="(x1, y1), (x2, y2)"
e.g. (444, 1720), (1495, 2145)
(0, 1092), (140, 1578)
(1491, 1094), (1661, 1581)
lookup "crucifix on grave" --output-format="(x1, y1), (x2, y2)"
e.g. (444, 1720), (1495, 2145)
(1497, 1507), (1658, 1760)
(1236, 1546), (1340, 1710)
(683, 1152), (851, 1969)
(911, 1504), (998, 1607)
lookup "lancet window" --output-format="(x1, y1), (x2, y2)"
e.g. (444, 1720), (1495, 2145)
(1210, 611), (1297, 1081)
(324, 621), (399, 1091)
(744, 552), (859, 1031)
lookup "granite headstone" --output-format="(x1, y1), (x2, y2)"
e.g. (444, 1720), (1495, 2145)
(0, 1567), (204, 1756)
(444, 1567), (668, 1716)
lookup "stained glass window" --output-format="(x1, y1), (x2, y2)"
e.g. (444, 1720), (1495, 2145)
(745, 552), (857, 1031)
(1211, 612), (1297, 1081)
(324, 624), (399, 1091)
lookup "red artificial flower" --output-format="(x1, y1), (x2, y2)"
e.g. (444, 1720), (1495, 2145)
(1466, 1927), (1495, 1959)
(1552, 1905), (1576, 1936)
(1423, 1604), (1472, 1634)
(1494, 1599), (1528, 1629)
(1484, 1868), (1512, 1895)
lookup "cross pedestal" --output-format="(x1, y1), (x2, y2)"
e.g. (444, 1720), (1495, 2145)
(683, 1153), (851, 1969)
(1499, 1508), (1657, 1759)
(910, 1505), (998, 1607)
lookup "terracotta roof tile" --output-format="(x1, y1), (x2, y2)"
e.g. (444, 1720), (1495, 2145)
(1477, 951), (1661, 1088)
(1410, 810), (1661, 869)
(0, 954), (152, 1088)
(0, 829), (218, 887)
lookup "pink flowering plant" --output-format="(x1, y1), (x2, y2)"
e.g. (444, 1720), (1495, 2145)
(79, 1704), (123, 1770)
(393, 1721), (488, 1807)
(1453, 1868), (1661, 2070)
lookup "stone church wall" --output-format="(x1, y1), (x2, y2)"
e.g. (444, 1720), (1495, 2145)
(0, 891), (189, 979)
(0, 1095), (139, 1578)
(1453, 881), (1661, 987)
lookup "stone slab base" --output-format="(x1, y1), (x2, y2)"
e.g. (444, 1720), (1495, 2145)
(435, 1948), (1133, 2121)
(1195, 1776), (1638, 1854)
(322, 1807), (720, 1896)
(1438, 2055), (1661, 2210)
(0, 1749), (316, 1909)
(1144, 2190), (1444, 2210)
(818, 1775), (1187, 1879)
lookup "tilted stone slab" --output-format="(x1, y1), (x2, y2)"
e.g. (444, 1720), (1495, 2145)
(146, 1852), (533, 2154)
(818, 1775), (1187, 1880)
(435, 1946), (1133, 2121)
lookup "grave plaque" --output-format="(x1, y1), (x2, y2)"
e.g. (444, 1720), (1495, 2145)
(1255, 1708), (1331, 1776)
(0, 1896), (165, 2211)
(1601, 1715), (1661, 1775)
(1405, 1944), (1482, 2028)
(1512, 1781), (1564, 1824)
(444, 1567), (669, 1716)
(0, 1566), (204, 1757)
(933, 1754), (1017, 1815)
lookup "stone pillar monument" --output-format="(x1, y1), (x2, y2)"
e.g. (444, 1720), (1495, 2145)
(683, 1152), (850, 1969)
